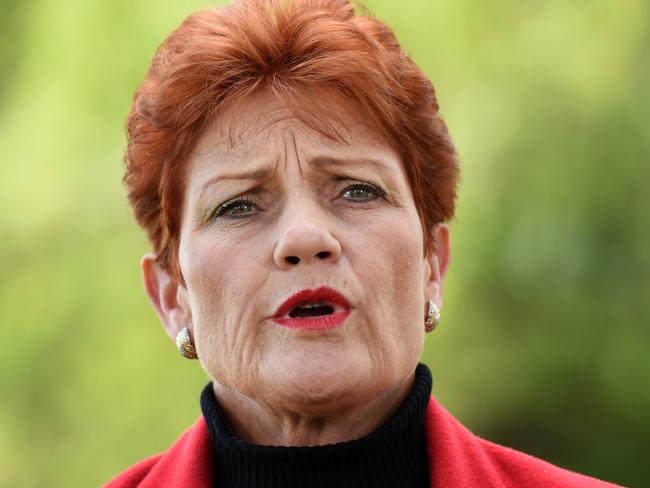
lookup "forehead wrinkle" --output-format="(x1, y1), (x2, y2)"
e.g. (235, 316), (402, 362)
(288, 130), (305, 177)
(203, 102), (294, 158)
(273, 156), (281, 177)
(195, 96), (397, 190)
(191, 124), (250, 166)
(281, 133), (289, 173)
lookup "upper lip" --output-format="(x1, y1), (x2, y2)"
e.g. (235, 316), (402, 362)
(273, 287), (352, 319)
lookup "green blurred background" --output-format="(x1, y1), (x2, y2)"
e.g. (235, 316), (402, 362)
(1, 0), (648, 486)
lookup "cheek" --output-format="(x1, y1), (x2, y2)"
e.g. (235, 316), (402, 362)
(183, 233), (264, 310)
(182, 237), (230, 314)
(383, 224), (426, 366)
(356, 209), (423, 300)
(180, 234), (269, 382)
(349, 209), (425, 340)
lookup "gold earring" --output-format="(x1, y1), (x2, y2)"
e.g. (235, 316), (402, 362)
(176, 327), (197, 359)
(424, 300), (440, 333)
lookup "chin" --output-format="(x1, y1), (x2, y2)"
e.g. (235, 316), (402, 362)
(262, 345), (370, 413)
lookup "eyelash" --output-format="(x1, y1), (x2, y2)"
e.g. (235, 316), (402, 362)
(341, 181), (386, 202)
(213, 198), (255, 220)
(211, 181), (386, 221)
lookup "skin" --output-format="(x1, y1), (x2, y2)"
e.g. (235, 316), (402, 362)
(142, 91), (451, 446)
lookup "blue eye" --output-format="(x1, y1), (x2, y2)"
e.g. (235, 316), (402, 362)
(342, 182), (385, 202)
(213, 198), (257, 219)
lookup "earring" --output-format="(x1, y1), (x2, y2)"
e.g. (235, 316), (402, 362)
(176, 327), (198, 359)
(424, 300), (440, 333)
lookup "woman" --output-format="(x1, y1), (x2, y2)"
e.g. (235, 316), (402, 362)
(105, 0), (621, 486)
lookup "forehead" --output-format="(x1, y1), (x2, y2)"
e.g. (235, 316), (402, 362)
(187, 90), (399, 171)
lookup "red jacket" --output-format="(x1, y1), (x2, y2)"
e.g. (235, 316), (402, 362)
(104, 396), (622, 487)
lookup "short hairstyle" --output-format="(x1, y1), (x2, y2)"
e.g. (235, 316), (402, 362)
(124, 0), (459, 284)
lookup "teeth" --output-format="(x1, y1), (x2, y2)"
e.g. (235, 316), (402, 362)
(297, 302), (327, 309)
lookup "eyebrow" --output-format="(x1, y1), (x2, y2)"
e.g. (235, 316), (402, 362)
(199, 156), (396, 195)
(198, 166), (276, 196)
(309, 156), (396, 174)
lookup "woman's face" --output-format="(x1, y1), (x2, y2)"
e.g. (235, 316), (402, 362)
(145, 91), (448, 415)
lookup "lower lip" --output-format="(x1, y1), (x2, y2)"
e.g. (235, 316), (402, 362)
(272, 310), (351, 330)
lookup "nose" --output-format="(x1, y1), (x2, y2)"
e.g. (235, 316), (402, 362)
(273, 220), (342, 270)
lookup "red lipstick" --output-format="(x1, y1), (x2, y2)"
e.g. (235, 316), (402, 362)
(272, 287), (352, 330)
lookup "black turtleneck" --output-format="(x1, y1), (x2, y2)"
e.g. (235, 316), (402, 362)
(200, 363), (433, 488)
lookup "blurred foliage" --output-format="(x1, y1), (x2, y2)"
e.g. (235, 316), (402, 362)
(0, 0), (648, 486)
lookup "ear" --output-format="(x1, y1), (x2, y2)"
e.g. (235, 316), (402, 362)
(141, 253), (192, 342)
(423, 224), (451, 308)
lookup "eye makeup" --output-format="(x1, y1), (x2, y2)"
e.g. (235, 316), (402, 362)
(202, 175), (389, 226)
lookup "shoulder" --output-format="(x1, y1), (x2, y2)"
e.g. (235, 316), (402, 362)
(103, 455), (162, 488)
(478, 437), (622, 488)
(425, 396), (624, 488)
(102, 416), (214, 488)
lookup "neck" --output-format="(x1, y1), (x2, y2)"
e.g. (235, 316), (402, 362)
(211, 372), (416, 446)
(200, 364), (434, 488)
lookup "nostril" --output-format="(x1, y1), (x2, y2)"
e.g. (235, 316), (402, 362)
(281, 252), (331, 266)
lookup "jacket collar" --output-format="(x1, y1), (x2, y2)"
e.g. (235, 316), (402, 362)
(134, 416), (214, 488)
(425, 396), (506, 487)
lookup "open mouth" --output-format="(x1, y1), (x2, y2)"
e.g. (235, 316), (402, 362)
(273, 287), (351, 330)
(288, 302), (335, 318)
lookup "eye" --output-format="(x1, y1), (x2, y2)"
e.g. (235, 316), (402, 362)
(213, 198), (257, 220)
(341, 182), (385, 202)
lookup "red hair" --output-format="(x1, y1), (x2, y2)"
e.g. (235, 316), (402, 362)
(124, 0), (459, 284)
